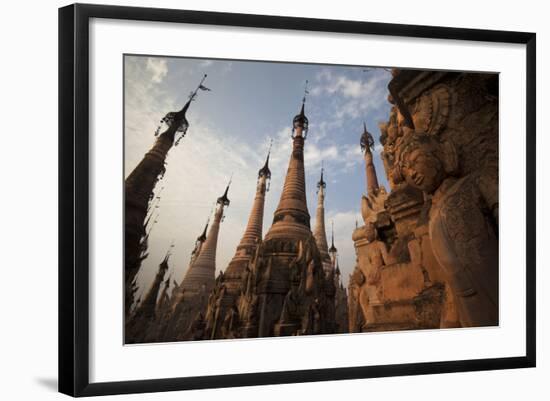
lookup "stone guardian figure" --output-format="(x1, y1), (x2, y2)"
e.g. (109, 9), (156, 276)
(357, 223), (392, 324)
(396, 132), (498, 327)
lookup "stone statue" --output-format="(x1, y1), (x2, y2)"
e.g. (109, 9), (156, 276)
(396, 132), (498, 327)
(357, 223), (392, 323)
(348, 268), (366, 332)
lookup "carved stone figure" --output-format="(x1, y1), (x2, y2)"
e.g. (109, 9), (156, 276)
(348, 267), (366, 332)
(396, 132), (498, 327)
(356, 223), (392, 323)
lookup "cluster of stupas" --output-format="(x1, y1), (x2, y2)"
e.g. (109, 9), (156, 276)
(125, 77), (350, 343)
(125, 66), (499, 343)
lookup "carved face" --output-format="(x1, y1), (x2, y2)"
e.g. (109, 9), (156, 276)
(401, 146), (446, 194)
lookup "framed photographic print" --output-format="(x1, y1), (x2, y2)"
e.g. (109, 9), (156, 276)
(58, 3), (536, 397)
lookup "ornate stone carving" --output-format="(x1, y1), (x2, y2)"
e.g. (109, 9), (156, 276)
(360, 187), (388, 225)
(396, 132), (498, 327)
(356, 224), (392, 323)
(411, 85), (451, 136)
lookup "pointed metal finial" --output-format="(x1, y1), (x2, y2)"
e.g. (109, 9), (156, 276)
(292, 80), (310, 138)
(189, 74), (209, 101)
(329, 220), (338, 254)
(360, 121), (375, 153)
(217, 175), (232, 207)
(160, 74), (210, 145)
(317, 162), (326, 192)
(259, 140), (272, 180)
(302, 79), (309, 105)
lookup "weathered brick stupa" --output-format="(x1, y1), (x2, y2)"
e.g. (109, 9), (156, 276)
(203, 146), (272, 340)
(124, 74), (210, 318)
(181, 181), (231, 295)
(236, 87), (337, 338)
(158, 182), (231, 342)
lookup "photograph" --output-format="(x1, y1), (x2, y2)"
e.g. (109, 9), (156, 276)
(123, 55), (499, 344)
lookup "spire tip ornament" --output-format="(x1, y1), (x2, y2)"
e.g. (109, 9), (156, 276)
(292, 80), (310, 138)
(317, 164), (326, 192)
(258, 139), (272, 180)
(217, 175), (232, 207)
(156, 73), (211, 146)
(360, 121), (375, 153)
(329, 220), (338, 254)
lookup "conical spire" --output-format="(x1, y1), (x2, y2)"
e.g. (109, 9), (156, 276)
(135, 250), (171, 316)
(360, 122), (380, 195)
(226, 144), (272, 275)
(181, 181), (230, 294)
(124, 74), (211, 314)
(329, 221), (338, 267)
(313, 166), (332, 273)
(265, 87), (311, 241)
(125, 251), (171, 343)
(188, 213), (210, 268)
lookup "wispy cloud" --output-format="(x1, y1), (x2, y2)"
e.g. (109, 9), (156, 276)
(146, 58), (168, 83)
(200, 60), (213, 67)
(312, 68), (390, 120)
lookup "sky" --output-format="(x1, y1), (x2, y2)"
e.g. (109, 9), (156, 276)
(124, 55), (393, 299)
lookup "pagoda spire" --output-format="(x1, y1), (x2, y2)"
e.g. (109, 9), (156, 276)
(313, 165), (332, 273)
(124, 74), (210, 314)
(140, 250), (171, 314)
(334, 257), (341, 285)
(181, 179), (231, 294)
(265, 83), (311, 241)
(360, 122), (380, 195)
(188, 212), (210, 268)
(328, 220), (338, 267)
(226, 143), (272, 275)
(125, 248), (171, 343)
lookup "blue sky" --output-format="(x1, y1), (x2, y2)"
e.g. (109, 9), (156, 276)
(125, 55), (392, 297)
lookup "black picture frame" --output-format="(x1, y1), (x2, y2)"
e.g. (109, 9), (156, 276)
(58, 3), (536, 397)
